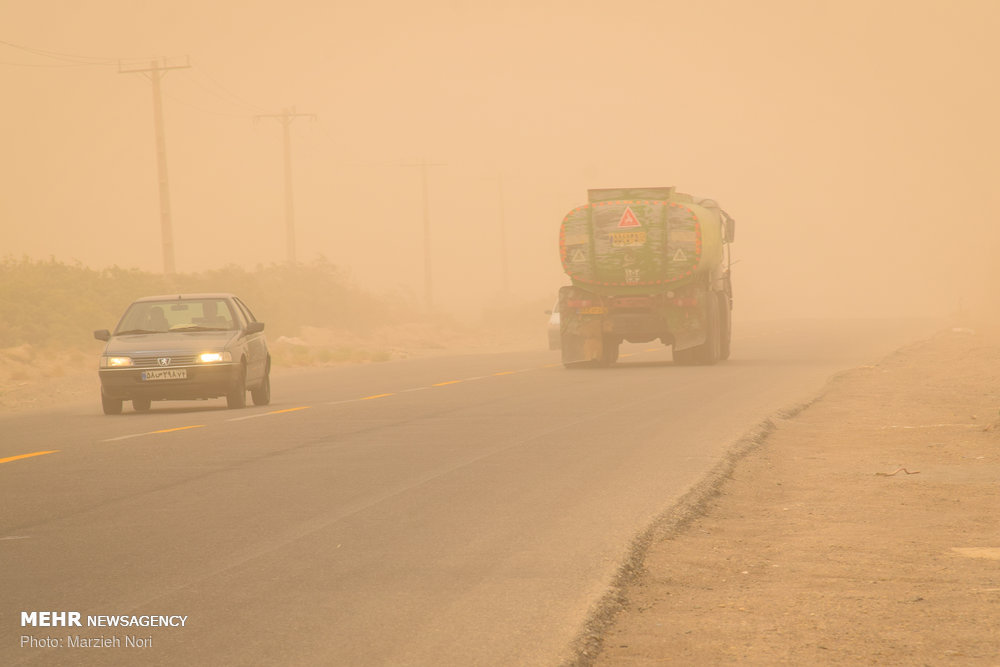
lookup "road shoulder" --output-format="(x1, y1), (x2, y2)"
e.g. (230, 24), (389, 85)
(589, 328), (1000, 665)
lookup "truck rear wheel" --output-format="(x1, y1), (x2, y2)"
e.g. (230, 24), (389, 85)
(694, 294), (721, 365)
(600, 335), (619, 366)
(561, 334), (584, 368)
(561, 329), (607, 368)
(672, 346), (697, 365)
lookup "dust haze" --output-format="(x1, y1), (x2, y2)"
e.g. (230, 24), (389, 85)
(3, 0), (998, 328)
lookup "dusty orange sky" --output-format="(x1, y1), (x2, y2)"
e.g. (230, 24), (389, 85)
(2, 0), (998, 320)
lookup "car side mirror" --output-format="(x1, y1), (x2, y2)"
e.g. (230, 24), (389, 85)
(246, 321), (265, 335)
(94, 329), (111, 341)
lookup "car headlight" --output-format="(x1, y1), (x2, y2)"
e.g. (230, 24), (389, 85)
(198, 351), (232, 363)
(101, 356), (133, 368)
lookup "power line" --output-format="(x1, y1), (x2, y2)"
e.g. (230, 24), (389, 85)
(190, 66), (265, 113)
(0, 59), (102, 69)
(0, 38), (266, 118)
(161, 88), (258, 118)
(0, 38), (135, 65)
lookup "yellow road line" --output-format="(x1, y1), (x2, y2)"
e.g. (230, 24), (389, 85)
(493, 371), (516, 376)
(150, 425), (206, 435)
(432, 380), (462, 387)
(362, 393), (394, 400)
(644, 348), (659, 352)
(0, 450), (59, 465)
(267, 406), (310, 414)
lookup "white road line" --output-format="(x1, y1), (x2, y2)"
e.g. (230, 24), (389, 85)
(102, 433), (149, 442)
(227, 412), (276, 422)
(101, 425), (205, 442)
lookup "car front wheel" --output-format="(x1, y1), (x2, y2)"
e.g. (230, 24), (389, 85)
(101, 390), (123, 415)
(226, 364), (247, 409)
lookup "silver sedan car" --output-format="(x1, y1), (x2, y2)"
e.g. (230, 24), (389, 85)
(94, 293), (270, 414)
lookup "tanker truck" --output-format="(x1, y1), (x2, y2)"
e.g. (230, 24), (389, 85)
(557, 187), (735, 367)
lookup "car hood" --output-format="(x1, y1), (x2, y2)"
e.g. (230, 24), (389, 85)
(104, 331), (239, 356)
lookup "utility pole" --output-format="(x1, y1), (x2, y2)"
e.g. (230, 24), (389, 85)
(404, 159), (445, 311)
(254, 108), (316, 263)
(498, 172), (509, 299)
(119, 57), (190, 274)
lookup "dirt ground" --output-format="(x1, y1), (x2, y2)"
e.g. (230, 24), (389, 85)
(0, 344), (100, 413)
(584, 327), (1000, 665)
(0, 322), (542, 414)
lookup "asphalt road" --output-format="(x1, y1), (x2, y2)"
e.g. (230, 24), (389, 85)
(1, 318), (933, 666)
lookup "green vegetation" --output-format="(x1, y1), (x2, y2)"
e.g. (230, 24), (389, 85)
(0, 256), (419, 350)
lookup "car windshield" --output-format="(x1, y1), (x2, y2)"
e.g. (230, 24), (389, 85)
(115, 299), (236, 334)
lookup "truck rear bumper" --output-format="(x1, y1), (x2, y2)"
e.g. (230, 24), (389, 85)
(606, 313), (664, 338)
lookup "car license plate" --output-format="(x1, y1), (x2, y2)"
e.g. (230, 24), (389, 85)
(142, 369), (187, 381)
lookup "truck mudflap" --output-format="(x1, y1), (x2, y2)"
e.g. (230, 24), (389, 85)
(558, 285), (607, 366)
(560, 316), (604, 365)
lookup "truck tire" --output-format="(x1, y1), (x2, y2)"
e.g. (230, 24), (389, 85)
(561, 332), (603, 368)
(600, 335), (620, 366)
(561, 334), (583, 368)
(694, 294), (721, 365)
(718, 292), (732, 361)
(672, 346), (697, 365)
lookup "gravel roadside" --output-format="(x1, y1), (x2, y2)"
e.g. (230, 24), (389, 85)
(583, 328), (1000, 665)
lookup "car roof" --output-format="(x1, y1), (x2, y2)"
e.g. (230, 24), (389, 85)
(131, 293), (238, 303)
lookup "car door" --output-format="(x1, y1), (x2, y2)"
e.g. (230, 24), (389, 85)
(233, 297), (267, 383)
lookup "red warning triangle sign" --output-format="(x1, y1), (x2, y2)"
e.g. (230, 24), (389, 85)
(617, 206), (641, 228)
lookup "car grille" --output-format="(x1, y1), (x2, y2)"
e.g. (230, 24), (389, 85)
(132, 355), (199, 368)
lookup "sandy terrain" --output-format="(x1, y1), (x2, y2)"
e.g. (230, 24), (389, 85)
(581, 327), (1000, 665)
(0, 322), (543, 414)
(0, 344), (101, 413)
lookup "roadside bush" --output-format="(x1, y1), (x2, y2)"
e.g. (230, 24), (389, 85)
(0, 256), (419, 349)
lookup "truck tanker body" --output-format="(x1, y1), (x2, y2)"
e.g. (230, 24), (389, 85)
(557, 186), (735, 367)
